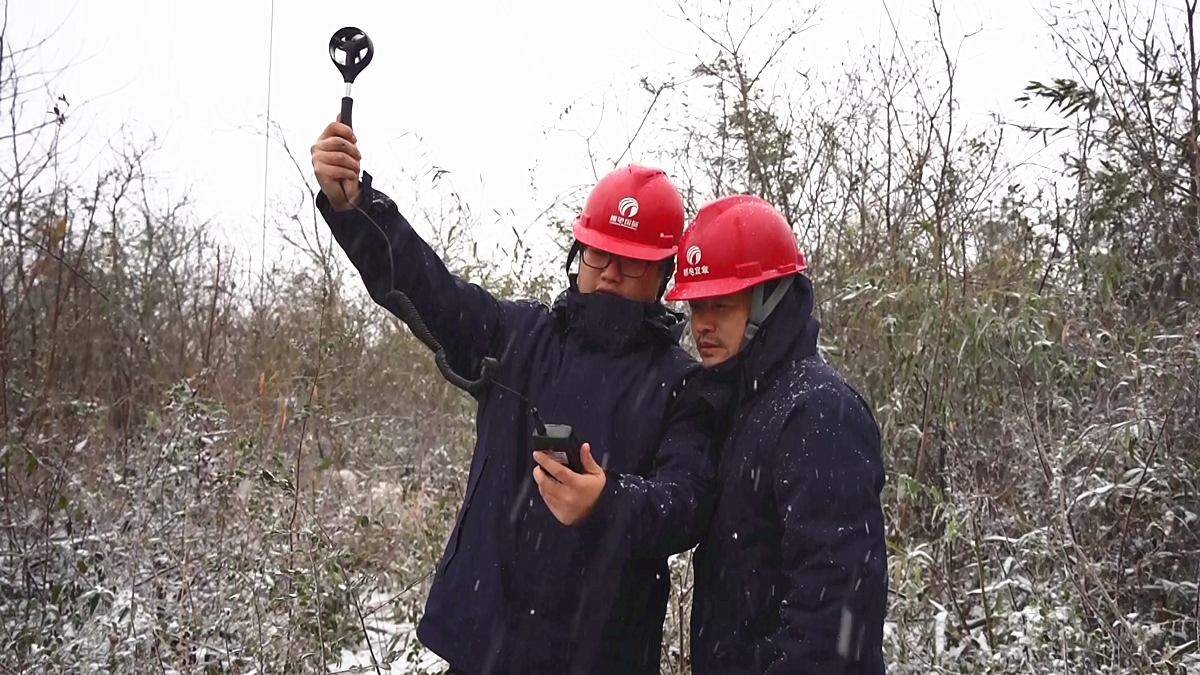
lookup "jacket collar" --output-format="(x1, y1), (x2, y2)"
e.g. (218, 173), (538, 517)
(551, 289), (687, 353)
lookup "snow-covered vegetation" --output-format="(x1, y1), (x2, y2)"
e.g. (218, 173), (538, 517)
(3, 0), (1198, 672)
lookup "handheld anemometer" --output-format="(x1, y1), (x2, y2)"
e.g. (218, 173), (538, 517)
(326, 27), (584, 475)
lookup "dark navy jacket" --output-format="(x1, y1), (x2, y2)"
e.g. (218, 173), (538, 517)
(317, 173), (718, 675)
(689, 274), (888, 675)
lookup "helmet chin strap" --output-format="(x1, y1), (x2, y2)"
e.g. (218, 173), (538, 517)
(743, 277), (792, 343)
(566, 241), (581, 291)
(656, 259), (675, 300)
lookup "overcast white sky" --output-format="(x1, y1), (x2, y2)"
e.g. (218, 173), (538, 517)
(13, 0), (1069, 280)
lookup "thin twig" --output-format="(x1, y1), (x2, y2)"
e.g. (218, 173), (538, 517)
(303, 504), (329, 673)
(971, 511), (996, 650)
(251, 566), (267, 674)
(348, 576), (383, 675)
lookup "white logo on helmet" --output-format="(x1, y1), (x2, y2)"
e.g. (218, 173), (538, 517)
(609, 196), (641, 230)
(682, 245), (710, 278)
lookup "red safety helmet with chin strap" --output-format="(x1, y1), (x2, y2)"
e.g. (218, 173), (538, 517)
(665, 194), (808, 340)
(571, 163), (685, 261)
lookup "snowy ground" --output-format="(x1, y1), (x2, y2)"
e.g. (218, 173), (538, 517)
(329, 592), (447, 674)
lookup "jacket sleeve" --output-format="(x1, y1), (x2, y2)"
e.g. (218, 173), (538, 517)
(763, 382), (889, 674)
(578, 372), (720, 560)
(316, 172), (508, 391)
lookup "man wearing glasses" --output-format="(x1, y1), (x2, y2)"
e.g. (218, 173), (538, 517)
(311, 117), (719, 675)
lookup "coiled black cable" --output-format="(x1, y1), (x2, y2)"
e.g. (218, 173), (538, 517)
(338, 180), (501, 397)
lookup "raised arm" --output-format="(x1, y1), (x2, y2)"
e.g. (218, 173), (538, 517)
(311, 121), (507, 388)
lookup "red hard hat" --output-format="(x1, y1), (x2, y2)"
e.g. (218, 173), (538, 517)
(571, 163), (685, 261)
(664, 194), (807, 302)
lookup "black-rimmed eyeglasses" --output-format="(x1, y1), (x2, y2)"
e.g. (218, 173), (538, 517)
(580, 247), (654, 278)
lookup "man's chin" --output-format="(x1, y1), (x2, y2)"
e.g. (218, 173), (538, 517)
(699, 348), (730, 368)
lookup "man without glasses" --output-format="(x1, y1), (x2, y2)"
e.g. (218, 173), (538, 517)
(667, 194), (889, 674)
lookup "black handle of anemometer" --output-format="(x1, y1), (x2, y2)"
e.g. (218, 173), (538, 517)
(327, 26), (500, 397)
(329, 27), (373, 128)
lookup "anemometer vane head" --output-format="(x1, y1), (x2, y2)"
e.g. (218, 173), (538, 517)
(329, 27), (373, 84)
